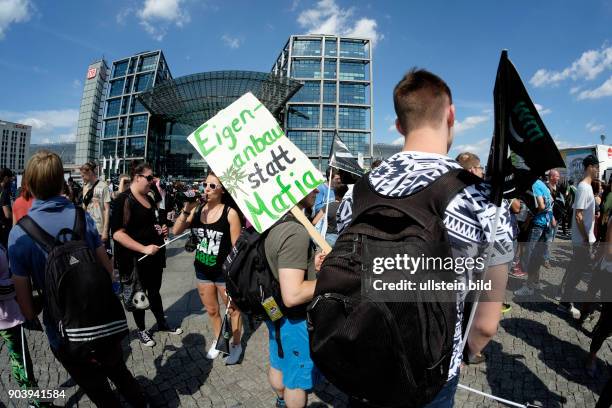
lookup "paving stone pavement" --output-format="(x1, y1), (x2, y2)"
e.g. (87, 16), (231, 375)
(1, 237), (611, 407)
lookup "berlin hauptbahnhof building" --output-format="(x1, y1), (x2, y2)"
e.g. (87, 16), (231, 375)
(75, 35), (374, 179)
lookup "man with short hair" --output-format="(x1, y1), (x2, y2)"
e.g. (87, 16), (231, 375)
(10, 151), (147, 407)
(265, 188), (322, 408)
(80, 161), (111, 244)
(544, 169), (562, 266)
(337, 69), (513, 406)
(455, 152), (485, 178)
(560, 155), (599, 319)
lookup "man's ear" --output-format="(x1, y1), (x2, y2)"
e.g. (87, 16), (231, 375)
(448, 104), (455, 128)
(395, 118), (405, 136)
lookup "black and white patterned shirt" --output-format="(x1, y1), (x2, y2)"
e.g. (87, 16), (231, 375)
(337, 151), (514, 379)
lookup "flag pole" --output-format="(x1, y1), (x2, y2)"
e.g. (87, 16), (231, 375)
(461, 49), (509, 355)
(321, 159), (334, 241)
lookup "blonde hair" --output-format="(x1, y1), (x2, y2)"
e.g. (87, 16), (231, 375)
(25, 150), (65, 200)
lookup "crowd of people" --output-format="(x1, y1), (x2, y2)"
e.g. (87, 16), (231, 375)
(1, 68), (611, 408)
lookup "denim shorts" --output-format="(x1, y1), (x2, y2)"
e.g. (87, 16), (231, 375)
(194, 266), (225, 286)
(265, 318), (321, 390)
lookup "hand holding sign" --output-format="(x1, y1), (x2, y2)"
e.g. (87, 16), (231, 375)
(187, 93), (331, 252)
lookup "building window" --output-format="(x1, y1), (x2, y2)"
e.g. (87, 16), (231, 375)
(339, 107), (369, 130)
(323, 82), (336, 103)
(134, 73), (153, 92)
(102, 140), (116, 157)
(338, 132), (369, 156)
(106, 98), (121, 117)
(292, 39), (322, 56)
(131, 98), (147, 113)
(292, 81), (320, 102)
(128, 115), (148, 135)
(121, 97), (129, 115)
(286, 131), (319, 156)
(113, 60), (129, 78)
(324, 38), (337, 56)
(321, 132), (335, 156)
(109, 79), (125, 97)
(324, 59), (336, 79)
(118, 117), (127, 136)
(126, 137), (146, 157)
(290, 59), (321, 79)
(139, 55), (158, 72)
(340, 39), (368, 59)
(104, 119), (118, 137)
(287, 105), (320, 128)
(339, 61), (368, 81)
(322, 106), (336, 129)
(339, 83), (368, 104)
(124, 76), (133, 94)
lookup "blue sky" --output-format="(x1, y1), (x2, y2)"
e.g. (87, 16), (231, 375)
(0, 0), (611, 160)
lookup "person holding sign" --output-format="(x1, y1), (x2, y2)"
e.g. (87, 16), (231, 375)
(111, 161), (183, 348)
(172, 171), (243, 364)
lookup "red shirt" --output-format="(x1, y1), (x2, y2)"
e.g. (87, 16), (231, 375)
(12, 196), (33, 223)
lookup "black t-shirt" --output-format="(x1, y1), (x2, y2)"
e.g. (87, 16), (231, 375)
(111, 190), (165, 269)
(0, 188), (11, 224)
(326, 201), (340, 234)
(190, 204), (233, 276)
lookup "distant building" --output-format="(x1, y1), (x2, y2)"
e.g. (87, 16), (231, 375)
(29, 142), (76, 165)
(272, 34), (374, 169)
(0, 120), (31, 172)
(75, 59), (109, 165)
(373, 143), (402, 160)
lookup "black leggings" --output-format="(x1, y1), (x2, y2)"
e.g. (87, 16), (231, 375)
(132, 261), (166, 331)
(591, 302), (612, 355)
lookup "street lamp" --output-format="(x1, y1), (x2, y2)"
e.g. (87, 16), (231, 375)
(601, 134), (606, 145)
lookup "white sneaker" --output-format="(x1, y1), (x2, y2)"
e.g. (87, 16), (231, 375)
(137, 330), (156, 347)
(206, 340), (220, 359)
(569, 306), (582, 320)
(514, 285), (534, 297)
(224, 343), (243, 365)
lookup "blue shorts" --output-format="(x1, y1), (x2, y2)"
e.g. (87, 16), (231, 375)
(265, 318), (321, 391)
(194, 266), (225, 286)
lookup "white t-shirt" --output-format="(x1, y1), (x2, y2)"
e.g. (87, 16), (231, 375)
(571, 181), (596, 244)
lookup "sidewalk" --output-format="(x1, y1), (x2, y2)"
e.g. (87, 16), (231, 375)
(1, 240), (610, 407)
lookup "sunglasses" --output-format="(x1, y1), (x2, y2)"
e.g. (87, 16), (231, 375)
(203, 182), (220, 190)
(138, 174), (155, 182)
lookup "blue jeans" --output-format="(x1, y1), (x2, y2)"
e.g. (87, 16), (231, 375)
(543, 224), (558, 262)
(423, 375), (460, 408)
(522, 223), (553, 286)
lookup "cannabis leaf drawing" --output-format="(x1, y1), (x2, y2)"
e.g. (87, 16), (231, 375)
(220, 165), (248, 196)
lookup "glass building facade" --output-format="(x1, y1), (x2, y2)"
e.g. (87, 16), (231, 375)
(100, 50), (172, 175)
(271, 35), (374, 169)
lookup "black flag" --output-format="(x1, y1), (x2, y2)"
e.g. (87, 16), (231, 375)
(487, 50), (565, 206)
(329, 131), (364, 177)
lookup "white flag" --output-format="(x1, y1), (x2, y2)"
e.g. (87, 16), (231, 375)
(115, 156), (120, 171)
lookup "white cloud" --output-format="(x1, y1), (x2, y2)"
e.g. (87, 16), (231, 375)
(387, 123), (396, 133)
(116, 7), (132, 25)
(297, 0), (382, 46)
(586, 122), (605, 133)
(137, 0), (190, 41)
(534, 103), (551, 115)
(449, 137), (491, 162)
(72, 79), (82, 89)
(530, 45), (612, 87)
(0, 109), (79, 144)
(0, 0), (32, 39)
(577, 76), (612, 100)
(221, 34), (241, 49)
(454, 115), (489, 134)
(391, 136), (403, 145)
(552, 137), (574, 150)
(570, 86), (582, 95)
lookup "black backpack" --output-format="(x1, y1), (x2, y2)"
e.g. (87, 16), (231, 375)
(18, 208), (128, 356)
(307, 168), (479, 408)
(223, 215), (309, 356)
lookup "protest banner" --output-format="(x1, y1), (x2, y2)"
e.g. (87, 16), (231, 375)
(187, 92), (331, 252)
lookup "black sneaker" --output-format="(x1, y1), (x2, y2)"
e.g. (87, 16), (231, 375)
(138, 330), (156, 347)
(157, 321), (183, 335)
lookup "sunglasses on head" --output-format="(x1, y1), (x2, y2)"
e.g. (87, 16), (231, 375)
(138, 174), (155, 182)
(203, 182), (220, 190)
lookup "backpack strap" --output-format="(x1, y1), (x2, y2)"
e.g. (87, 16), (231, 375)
(351, 168), (480, 226)
(274, 319), (284, 358)
(17, 215), (56, 253)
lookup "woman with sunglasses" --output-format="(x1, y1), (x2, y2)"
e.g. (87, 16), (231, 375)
(173, 171), (243, 364)
(112, 161), (182, 348)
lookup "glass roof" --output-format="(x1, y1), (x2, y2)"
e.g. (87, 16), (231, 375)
(138, 71), (302, 127)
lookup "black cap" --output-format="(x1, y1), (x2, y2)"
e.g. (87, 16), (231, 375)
(583, 154), (599, 169)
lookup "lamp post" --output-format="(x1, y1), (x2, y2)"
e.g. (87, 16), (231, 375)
(601, 134), (606, 145)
